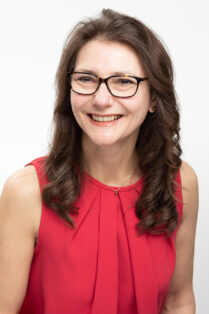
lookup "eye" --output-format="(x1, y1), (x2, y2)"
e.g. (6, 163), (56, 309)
(75, 74), (97, 84)
(115, 77), (136, 85)
(78, 75), (93, 82)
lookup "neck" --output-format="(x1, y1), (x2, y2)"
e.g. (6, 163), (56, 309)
(81, 135), (141, 187)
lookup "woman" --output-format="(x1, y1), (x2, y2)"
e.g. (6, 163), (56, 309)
(0, 8), (198, 314)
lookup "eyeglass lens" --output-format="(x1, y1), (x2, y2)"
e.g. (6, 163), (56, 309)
(70, 73), (138, 97)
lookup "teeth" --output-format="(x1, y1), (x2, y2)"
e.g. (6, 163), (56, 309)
(91, 115), (121, 122)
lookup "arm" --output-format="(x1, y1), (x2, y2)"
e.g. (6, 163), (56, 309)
(162, 161), (199, 314)
(0, 166), (41, 313)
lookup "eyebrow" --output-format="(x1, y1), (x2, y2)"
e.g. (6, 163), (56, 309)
(74, 68), (137, 76)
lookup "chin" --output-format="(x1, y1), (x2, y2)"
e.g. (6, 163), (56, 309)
(91, 139), (118, 147)
(86, 135), (119, 147)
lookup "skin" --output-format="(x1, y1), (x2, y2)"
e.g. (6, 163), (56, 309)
(0, 39), (198, 313)
(71, 39), (155, 186)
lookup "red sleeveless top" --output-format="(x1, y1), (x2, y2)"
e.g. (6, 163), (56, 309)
(19, 156), (183, 314)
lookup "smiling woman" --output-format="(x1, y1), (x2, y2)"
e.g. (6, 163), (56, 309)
(0, 8), (198, 314)
(70, 40), (152, 148)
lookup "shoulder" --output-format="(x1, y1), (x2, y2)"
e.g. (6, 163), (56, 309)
(1, 165), (41, 205)
(164, 160), (198, 305)
(0, 165), (42, 311)
(179, 160), (199, 221)
(0, 165), (42, 237)
(180, 160), (198, 188)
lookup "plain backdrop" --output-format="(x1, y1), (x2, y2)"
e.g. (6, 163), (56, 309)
(0, 0), (208, 312)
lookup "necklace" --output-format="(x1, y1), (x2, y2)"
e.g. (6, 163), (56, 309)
(109, 168), (134, 196)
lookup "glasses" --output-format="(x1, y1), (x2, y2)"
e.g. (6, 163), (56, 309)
(68, 71), (148, 98)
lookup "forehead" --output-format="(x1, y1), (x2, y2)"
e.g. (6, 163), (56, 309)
(74, 39), (145, 76)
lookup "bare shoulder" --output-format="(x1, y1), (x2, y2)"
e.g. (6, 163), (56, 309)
(180, 160), (198, 189)
(0, 165), (42, 312)
(3, 164), (40, 195)
(0, 165), (42, 238)
(7, 164), (39, 182)
(179, 160), (199, 220)
(163, 160), (199, 308)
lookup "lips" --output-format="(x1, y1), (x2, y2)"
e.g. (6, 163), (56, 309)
(88, 113), (123, 119)
(87, 113), (123, 126)
(89, 114), (122, 122)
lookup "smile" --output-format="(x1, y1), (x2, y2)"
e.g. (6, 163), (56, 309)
(90, 114), (122, 122)
(87, 113), (123, 127)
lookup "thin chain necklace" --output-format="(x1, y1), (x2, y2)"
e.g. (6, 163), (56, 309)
(109, 168), (134, 196)
(84, 159), (136, 196)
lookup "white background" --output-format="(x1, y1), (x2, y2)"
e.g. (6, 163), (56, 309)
(0, 0), (208, 312)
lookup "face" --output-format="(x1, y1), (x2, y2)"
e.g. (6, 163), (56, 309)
(70, 39), (154, 148)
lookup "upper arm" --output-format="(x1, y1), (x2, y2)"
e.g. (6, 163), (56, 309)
(0, 166), (41, 313)
(164, 160), (199, 308)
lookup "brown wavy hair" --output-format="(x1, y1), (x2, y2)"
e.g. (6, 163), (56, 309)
(42, 8), (182, 236)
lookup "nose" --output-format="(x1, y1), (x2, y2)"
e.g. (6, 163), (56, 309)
(93, 81), (113, 108)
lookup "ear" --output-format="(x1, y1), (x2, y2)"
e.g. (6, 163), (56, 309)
(148, 94), (157, 113)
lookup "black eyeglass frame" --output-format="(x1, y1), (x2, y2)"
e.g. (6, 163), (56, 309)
(67, 71), (148, 98)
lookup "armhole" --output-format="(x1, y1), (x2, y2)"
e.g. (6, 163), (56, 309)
(174, 170), (184, 227)
(24, 158), (47, 256)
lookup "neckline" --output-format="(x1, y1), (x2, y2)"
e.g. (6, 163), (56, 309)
(83, 169), (143, 192)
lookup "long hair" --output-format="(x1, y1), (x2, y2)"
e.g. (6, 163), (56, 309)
(42, 8), (182, 236)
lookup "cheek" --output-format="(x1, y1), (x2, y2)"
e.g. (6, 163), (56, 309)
(70, 93), (85, 118)
(126, 99), (150, 118)
(122, 87), (151, 112)
(125, 97), (151, 128)
(71, 93), (79, 110)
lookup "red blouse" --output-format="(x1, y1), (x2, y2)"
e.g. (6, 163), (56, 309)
(19, 156), (183, 314)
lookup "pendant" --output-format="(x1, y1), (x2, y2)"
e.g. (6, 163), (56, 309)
(114, 190), (118, 196)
